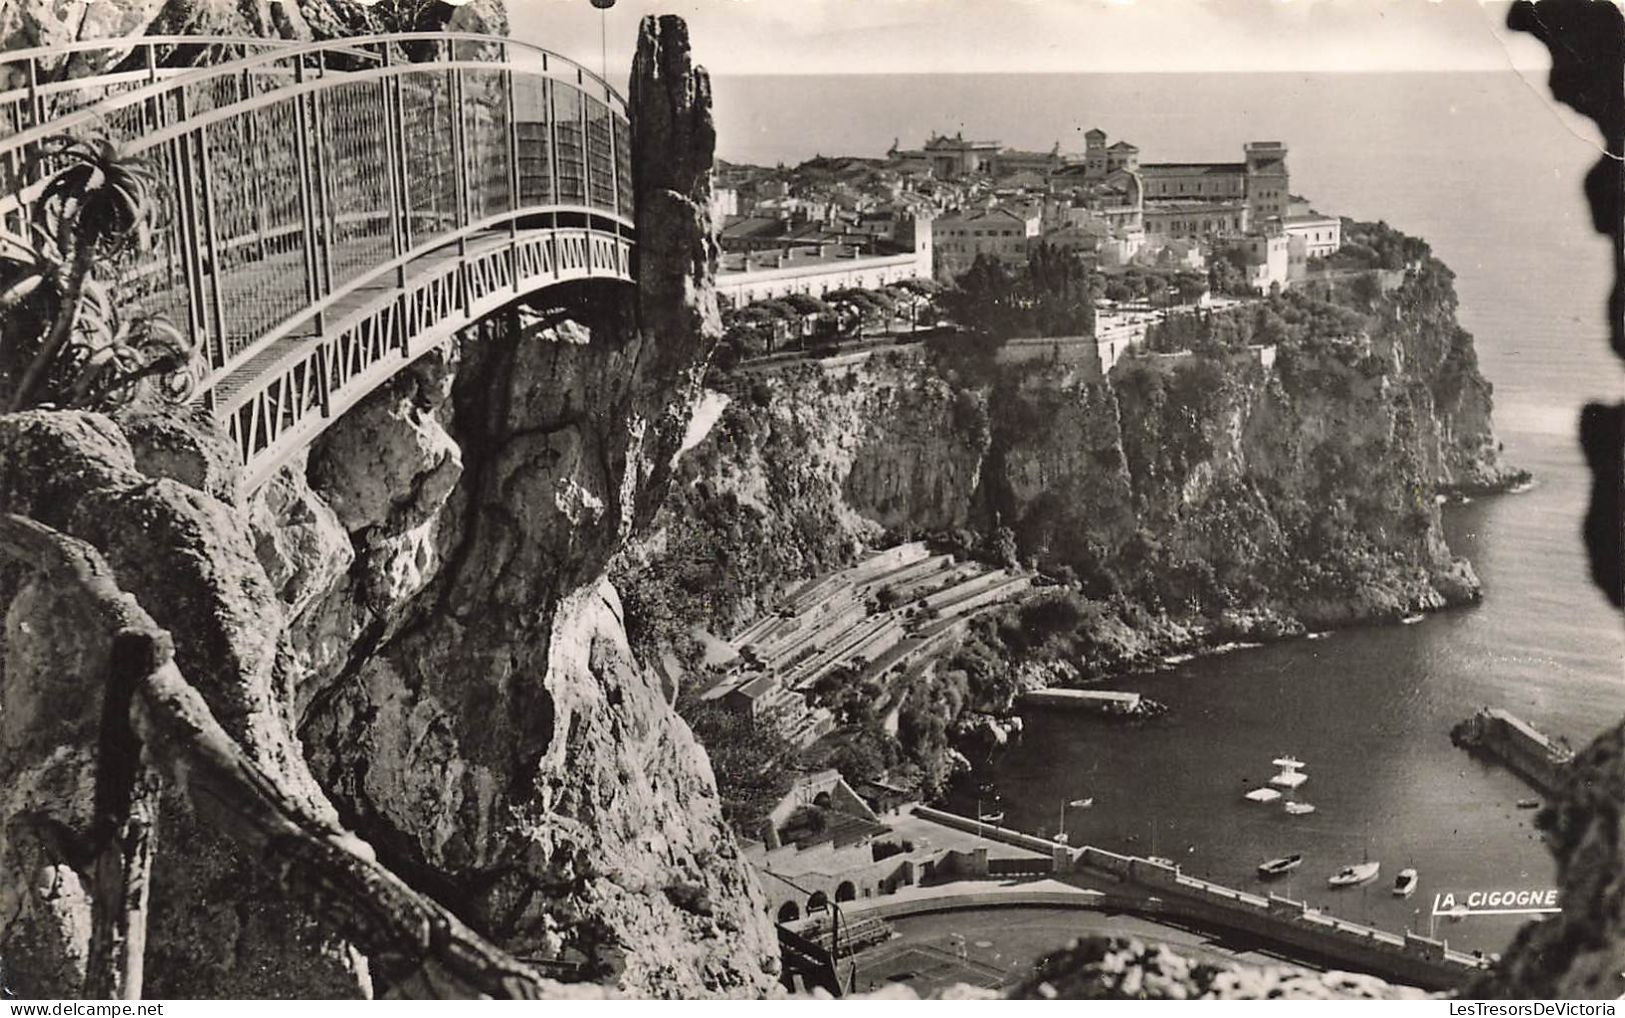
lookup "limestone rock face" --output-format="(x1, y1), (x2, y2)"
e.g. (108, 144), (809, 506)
(638, 271), (1502, 642)
(0, 12), (775, 1001)
(267, 14), (774, 999)
(0, 411), (366, 998)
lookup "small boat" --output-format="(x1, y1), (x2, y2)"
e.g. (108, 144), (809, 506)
(1245, 787), (1283, 803)
(1284, 802), (1317, 816)
(1401, 614), (1425, 625)
(1516, 798), (1541, 810)
(1328, 861), (1381, 887)
(978, 811), (1005, 825)
(1393, 868), (1418, 897)
(1146, 856), (1178, 868)
(1258, 854), (1303, 877)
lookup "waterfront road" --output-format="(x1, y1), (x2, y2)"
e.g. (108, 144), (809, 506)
(847, 904), (1325, 997)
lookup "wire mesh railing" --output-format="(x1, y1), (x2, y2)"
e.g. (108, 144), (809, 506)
(1, 32), (637, 489)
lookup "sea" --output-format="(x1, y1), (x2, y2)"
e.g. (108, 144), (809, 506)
(709, 71), (1624, 953)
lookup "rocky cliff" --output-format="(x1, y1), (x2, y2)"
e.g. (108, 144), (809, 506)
(0, 13), (779, 999)
(633, 253), (1518, 658)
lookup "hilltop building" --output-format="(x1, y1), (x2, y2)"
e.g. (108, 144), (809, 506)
(1281, 211), (1342, 259)
(993, 142), (1063, 178)
(715, 214), (933, 303)
(889, 132), (1002, 180)
(932, 205), (1041, 280)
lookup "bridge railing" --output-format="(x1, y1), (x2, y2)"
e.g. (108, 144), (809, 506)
(0, 32), (635, 412)
(0, 36), (341, 136)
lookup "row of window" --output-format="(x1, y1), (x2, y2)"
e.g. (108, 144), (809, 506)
(1152, 180), (1245, 196)
(937, 241), (1026, 252)
(1148, 216), (1242, 233)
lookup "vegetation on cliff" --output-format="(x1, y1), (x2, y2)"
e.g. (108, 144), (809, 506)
(629, 222), (1521, 804)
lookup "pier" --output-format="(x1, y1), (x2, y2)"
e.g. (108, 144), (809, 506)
(1450, 707), (1574, 798)
(1016, 688), (1144, 715)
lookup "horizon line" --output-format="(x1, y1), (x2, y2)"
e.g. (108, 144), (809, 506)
(703, 66), (1546, 78)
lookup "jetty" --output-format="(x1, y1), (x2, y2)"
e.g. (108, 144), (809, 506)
(1017, 688), (1144, 716)
(1450, 707), (1574, 798)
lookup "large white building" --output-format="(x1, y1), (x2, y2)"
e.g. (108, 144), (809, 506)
(931, 206), (1041, 281)
(715, 210), (933, 303)
(1280, 212), (1342, 258)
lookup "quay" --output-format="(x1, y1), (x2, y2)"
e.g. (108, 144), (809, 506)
(1450, 707), (1574, 798)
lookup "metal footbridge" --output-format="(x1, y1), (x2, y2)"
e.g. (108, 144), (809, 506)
(1, 32), (636, 492)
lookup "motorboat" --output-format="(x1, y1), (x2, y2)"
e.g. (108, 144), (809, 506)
(1258, 854), (1303, 877)
(1284, 802), (1317, 816)
(1245, 788), (1283, 803)
(1328, 861), (1381, 887)
(1393, 868), (1419, 897)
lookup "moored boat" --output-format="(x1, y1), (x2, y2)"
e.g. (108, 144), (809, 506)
(1328, 861), (1380, 887)
(1147, 855), (1178, 868)
(1258, 854), (1303, 877)
(1393, 868), (1418, 897)
(1516, 798), (1541, 810)
(1284, 801), (1316, 816)
(978, 811), (1005, 825)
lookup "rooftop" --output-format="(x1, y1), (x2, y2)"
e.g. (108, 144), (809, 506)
(733, 673), (780, 700)
(717, 243), (913, 275)
(936, 206), (1040, 226)
(1140, 162), (1248, 175)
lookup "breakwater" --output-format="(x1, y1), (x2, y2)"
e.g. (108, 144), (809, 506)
(1450, 708), (1574, 798)
(1074, 847), (1485, 992)
(906, 806), (1484, 991)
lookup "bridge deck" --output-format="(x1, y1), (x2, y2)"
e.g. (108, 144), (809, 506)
(211, 228), (511, 408)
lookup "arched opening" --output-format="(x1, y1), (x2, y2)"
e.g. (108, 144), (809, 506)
(807, 891), (829, 913)
(777, 901), (801, 923)
(835, 881), (856, 903)
(812, 791), (833, 810)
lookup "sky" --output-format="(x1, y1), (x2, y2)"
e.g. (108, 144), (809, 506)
(509, 0), (1562, 80)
